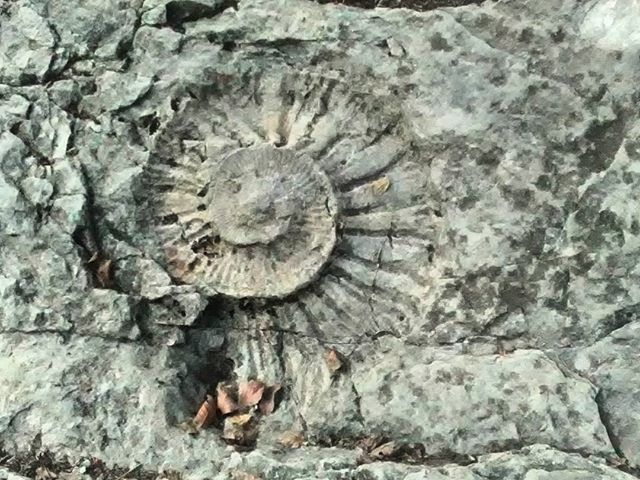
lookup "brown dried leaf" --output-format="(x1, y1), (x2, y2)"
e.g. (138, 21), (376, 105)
(222, 413), (258, 445)
(399, 443), (426, 464)
(230, 412), (253, 426)
(258, 383), (281, 415)
(35, 466), (57, 480)
(96, 258), (113, 288)
(178, 419), (200, 435)
(324, 348), (344, 376)
(114, 464), (140, 480)
(217, 383), (239, 415)
(238, 380), (265, 408)
(230, 470), (261, 480)
(370, 441), (397, 459)
(356, 436), (380, 452)
(371, 176), (390, 194)
(193, 394), (216, 429)
(279, 431), (305, 449)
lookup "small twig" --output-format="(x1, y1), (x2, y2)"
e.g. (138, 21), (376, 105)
(115, 464), (140, 480)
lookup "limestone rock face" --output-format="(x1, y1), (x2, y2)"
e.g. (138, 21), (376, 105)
(1, 0), (640, 478)
(351, 343), (612, 455)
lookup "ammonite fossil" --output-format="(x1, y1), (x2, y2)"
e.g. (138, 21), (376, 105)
(143, 68), (438, 335)
(153, 144), (337, 298)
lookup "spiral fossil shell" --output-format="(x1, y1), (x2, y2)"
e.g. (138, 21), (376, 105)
(151, 144), (337, 298)
(143, 67), (437, 319)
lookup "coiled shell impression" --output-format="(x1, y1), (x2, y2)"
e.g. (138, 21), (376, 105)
(142, 67), (436, 314)
(154, 144), (337, 298)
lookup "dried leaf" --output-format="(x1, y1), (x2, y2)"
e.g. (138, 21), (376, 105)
(279, 431), (305, 449)
(217, 383), (239, 415)
(371, 176), (390, 194)
(114, 465), (140, 480)
(222, 413), (258, 445)
(35, 466), (57, 480)
(230, 470), (261, 480)
(609, 457), (628, 469)
(96, 258), (113, 288)
(193, 394), (216, 429)
(356, 436), (380, 452)
(258, 383), (281, 415)
(370, 441), (397, 459)
(229, 412), (253, 426)
(238, 380), (265, 408)
(178, 419), (200, 435)
(398, 443), (426, 463)
(324, 348), (344, 376)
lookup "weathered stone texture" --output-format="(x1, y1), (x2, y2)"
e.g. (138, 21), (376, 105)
(1, 0), (640, 478)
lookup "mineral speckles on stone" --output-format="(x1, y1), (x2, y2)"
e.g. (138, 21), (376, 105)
(580, 0), (640, 50)
(0, 334), (197, 465)
(564, 321), (640, 466)
(292, 338), (615, 455)
(3, 0), (640, 477)
(155, 145), (337, 298)
(0, 6), (54, 85)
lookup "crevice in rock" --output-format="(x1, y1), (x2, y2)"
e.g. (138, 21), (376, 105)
(595, 305), (639, 341)
(40, 16), (71, 86)
(274, 330), (287, 381)
(578, 109), (628, 174)
(361, 446), (478, 468)
(354, 442), (631, 470)
(0, 327), (146, 345)
(0, 327), (72, 342)
(194, 324), (385, 346)
(594, 390), (635, 471)
(546, 355), (640, 477)
(166, 0), (239, 32)
(232, 38), (325, 51)
(365, 329), (401, 341)
(349, 382), (365, 428)
(131, 301), (158, 345)
(312, 0), (484, 11)
(0, 443), (181, 480)
(2, 437), (637, 479)
(166, 334), (234, 426)
(116, 10), (142, 73)
(595, 389), (640, 478)
(8, 122), (53, 167)
(4, 405), (34, 432)
(72, 163), (123, 292)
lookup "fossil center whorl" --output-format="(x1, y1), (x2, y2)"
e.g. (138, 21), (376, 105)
(157, 144), (338, 299)
(209, 149), (302, 246)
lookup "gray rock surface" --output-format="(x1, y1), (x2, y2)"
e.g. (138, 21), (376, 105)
(1, 0), (640, 478)
(0, 468), (30, 480)
(563, 321), (640, 467)
(351, 342), (611, 455)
